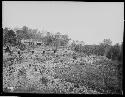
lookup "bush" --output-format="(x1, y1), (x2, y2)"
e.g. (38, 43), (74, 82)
(17, 43), (26, 51)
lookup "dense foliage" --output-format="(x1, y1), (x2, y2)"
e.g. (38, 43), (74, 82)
(3, 28), (18, 46)
(105, 43), (122, 61)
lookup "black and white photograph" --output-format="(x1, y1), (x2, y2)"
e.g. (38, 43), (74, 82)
(2, 1), (123, 94)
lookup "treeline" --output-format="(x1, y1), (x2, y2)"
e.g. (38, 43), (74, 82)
(3, 26), (70, 51)
(3, 26), (123, 63)
(71, 39), (123, 63)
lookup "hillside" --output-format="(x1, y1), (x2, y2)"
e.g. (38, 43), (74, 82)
(3, 27), (123, 94)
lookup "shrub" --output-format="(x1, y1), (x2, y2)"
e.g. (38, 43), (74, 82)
(17, 43), (26, 51)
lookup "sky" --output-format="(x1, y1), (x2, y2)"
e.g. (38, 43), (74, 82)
(2, 1), (124, 45)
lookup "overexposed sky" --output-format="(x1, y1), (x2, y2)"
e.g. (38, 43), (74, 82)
(2, 1), (124, 44)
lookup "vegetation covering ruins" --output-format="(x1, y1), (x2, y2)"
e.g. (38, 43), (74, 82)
(3, 26), (123, 94)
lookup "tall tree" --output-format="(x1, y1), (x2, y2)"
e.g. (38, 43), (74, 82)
(99, 39), (112, 56)
(101, 39), (112, 46)
(3, 29), (17, 46)
(105, 43), (121, 60)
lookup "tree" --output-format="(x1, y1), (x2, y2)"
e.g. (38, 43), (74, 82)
(102, 39), (112, 46)
(118, 42), (123, 62)
(22, 26), (28, 32)
(80, 41), (85, 46)
(3, 27), (9, 46)
(16, 30), (25, 40)
(3, 27), (9, 37)
(100, 39), (112, 50)
(16, 28), (30, 40)
(60, 34), (70, 47)
(3, 29), (17, 46)
(42, 32), (53, 46)
(105, 43), (121, 60)
(71, 40), (76, 50)
(99, 39), (112, 56)
(55, 32), (61, 39)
